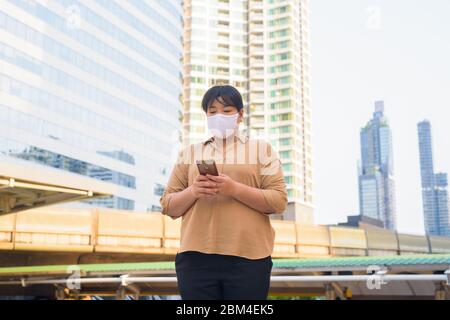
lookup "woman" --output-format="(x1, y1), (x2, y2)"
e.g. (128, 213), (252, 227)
(160, 85), (288, 300)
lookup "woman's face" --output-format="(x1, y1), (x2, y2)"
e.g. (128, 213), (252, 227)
(207, 97), (244, 123)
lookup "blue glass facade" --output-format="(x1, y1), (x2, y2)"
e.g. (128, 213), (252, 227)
(0, 0), (183, 211)
(358, 101), (397, 230)
(435, 173), (450, 236)
(418, 121), (450, 236)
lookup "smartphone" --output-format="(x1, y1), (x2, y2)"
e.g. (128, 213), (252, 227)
(196, 159), (219, 176)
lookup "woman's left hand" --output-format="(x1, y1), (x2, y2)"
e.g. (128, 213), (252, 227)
(206, 173), (239, 197)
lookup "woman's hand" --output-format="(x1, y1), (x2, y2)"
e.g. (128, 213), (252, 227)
(206, 173), (282, 214)
(190, 174), (219, 199)
(206, 173), (239, 197)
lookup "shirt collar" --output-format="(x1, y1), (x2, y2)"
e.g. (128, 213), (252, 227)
(203, 130), (248, 146)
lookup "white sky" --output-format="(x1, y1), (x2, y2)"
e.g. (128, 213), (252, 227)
(309, 0), (450, 234)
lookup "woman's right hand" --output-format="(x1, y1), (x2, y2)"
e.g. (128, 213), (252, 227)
(189, 174), (218, 199)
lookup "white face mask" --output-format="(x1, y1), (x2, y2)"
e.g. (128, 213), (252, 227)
(207, 113), (240, 138)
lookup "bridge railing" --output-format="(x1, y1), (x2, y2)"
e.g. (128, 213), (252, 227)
(1, 206), (450, 258)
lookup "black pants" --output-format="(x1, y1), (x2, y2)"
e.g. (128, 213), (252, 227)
(175, 250), (273, 300)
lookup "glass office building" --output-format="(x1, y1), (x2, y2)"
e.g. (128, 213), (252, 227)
(0, 0), (183, 211)
(358, 101), (397, 230)
(418, 120), (450, 236)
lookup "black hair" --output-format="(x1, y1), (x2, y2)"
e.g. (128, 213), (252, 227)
(201, 85), (244, 113)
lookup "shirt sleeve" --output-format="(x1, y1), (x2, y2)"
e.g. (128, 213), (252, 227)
(259, 141), (288, 214)
(159, 146), (190, 220)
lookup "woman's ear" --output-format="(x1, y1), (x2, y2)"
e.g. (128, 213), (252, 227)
(238, 109), (244, 123)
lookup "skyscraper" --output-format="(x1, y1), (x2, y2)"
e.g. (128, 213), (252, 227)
(358, 101), (397, 230)
(435, 173), (450, 236)
(182, 0), (313, 222)
(417, 120), (450, 236)
(0, 1), (183, 211)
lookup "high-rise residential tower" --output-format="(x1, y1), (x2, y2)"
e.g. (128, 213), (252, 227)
(358, 101), (397, 230)
(0, 0), (183, 211)
(182, 0), (313, 222)
(417, 120), (450, 236)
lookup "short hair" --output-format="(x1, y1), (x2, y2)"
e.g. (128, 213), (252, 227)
(201, 85), (244, 113)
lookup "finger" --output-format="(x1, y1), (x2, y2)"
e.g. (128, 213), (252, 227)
(206, 174), (224, 182)
(198, 187), (218, 194)
(196, 181), (217, 188)
(196, 175), (209, 181)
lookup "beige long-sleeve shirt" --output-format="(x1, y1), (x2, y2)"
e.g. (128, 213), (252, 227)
(159, 130), (288, 260)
